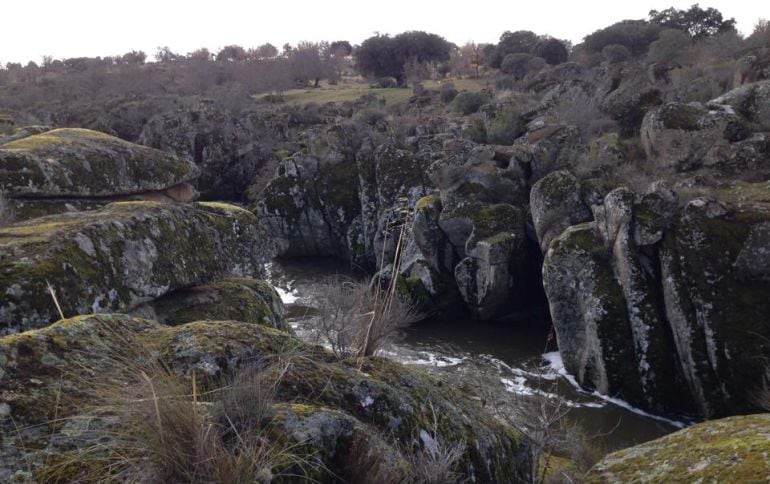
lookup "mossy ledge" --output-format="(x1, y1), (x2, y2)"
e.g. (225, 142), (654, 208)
(0, 127), (199, 198)
(587, 414), (770, 483)
(0, 201), (275, 334)
(0, 314), (531, 482)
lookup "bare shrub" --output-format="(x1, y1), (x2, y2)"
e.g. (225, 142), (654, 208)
(312, 204), (422, 359)
(311, 276), (422, 359)
(0, 191), (14, 228)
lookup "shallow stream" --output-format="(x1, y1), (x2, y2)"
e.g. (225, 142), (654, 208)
(267, 257), (683, 454)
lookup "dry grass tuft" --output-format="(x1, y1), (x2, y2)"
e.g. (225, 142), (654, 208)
(36, 330), (315, 483)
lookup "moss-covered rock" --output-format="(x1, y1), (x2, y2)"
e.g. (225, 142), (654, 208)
(0, 314), (531, 483)
(257, 153), (360, 258)
(544, 185), (770, 418)
(587, 414), (770, 483)
(530, 170), (591, 252)
(0, 128), (199, 198)
(0, 201), (274, 334)
(640, 102), (760, 174)
(710, 80), (770, 131)
(131, 277), (289, 331)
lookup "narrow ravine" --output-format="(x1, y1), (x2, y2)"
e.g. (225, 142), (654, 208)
(267, 257), (684, 454)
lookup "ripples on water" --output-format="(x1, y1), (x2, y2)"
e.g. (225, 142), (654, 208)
(267, 257), (683, 452)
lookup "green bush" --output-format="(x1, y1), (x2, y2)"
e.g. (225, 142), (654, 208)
(452, 91), (491, 115)
(440, 82), (458, 103)
(602, 44), (631, 64)
(486, 107), (524, 145)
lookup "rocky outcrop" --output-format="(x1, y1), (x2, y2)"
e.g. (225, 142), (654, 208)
(587, 414), (770, 483)
(711, 80), (770, 131)
(641, 86), (770, 179)
(0, 201), (273, 334)
(0, 128), (198, 198)
(258, 153), (361, 258)
(542, 183), (770, 417)
(130, 277), (288, 331)
(0, 314), (531, 483)
(530, 170), (591, 252)
(0, 128), (199, 220)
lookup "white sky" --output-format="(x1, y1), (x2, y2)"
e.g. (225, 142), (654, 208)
(0, 1), (764, 64)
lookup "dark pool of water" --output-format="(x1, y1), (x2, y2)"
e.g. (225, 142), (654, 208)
(267, 257), (682, 453)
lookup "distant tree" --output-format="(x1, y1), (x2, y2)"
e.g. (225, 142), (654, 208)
(155, 46), (182, 63)
(290, 42), (327, 87)
(501, 53), (538, 79)
(121, 50), (147, 65)
(649, 4), (736, 39)
(253, 43), (279, 60)
(487, 30), (539, 68)
(534, 37), (570, 65)
(354, 31), (451, 85)
(647, 29), (692, 65)
(583, 20), (663, 55)
(330, 40), (353, 57)
(186, 48), (212, 62)
(602, 44), (632, 63)
(216, 45), (248, 62)
(748, 18), (770, 48)
(41, 55), (54, 69)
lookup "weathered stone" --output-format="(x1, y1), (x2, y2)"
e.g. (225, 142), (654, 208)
(640, 102), (751, 173)
(544, 186), (770, 417)
(587, 414), (770, 483)
(0, 128), (199, 198)
(257, 154), (360, 258)
(131, 277), (289, 331)
(709, 80), (770, 131)
(0, 201), (273, 334)
(530, 170), (591, 252)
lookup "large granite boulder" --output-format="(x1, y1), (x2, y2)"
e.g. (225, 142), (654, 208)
(0, 128), (200, 220)
(587, 414), (770, 483)
(0, 128), (198, 198)
(543, 184), (770, 417)
(130, 277), (288, 331)
(710, 80), (770, 131)
(0, 314), (531, 483)
(0, 201), (274, 334)
(257, 154), (360, 258)
(530, 170), (592, 252)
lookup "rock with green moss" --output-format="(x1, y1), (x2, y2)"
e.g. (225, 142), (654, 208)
(438, 202), (527, 320)
(640, 102), (756, 173)
(710, 80), (770, 131)
(0, 128), (199, 198)
(530, 170), (591, 252)
(509, 125), (584, 184)
(0, 201), (274, 334)
(544, 185), (770, 417)
(0, 314), (531, 482)
(257, 153), (360, 258)
(131, 277), (289, 331)
(0, 125), (50, 145)
(587, 414), (770, 483)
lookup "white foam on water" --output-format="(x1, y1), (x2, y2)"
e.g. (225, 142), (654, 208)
(387, 350), (466, 368)
(274, 285), (299, 304)
(542, 351), (687, 428)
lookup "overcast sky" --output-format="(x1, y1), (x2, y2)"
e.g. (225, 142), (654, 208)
(0, 1), (763, 64)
